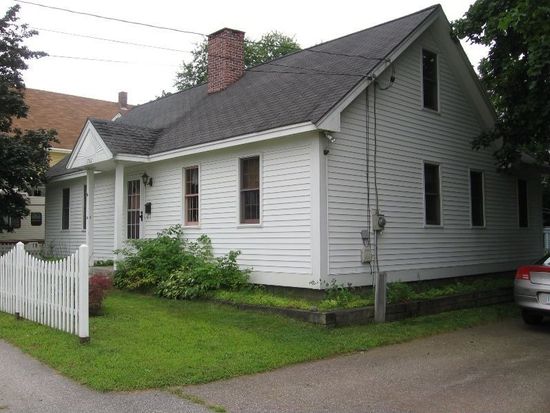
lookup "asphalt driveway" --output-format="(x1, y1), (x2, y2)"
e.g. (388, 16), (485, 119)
(183, 317), (550, 413)
(1, 317), (549, 412)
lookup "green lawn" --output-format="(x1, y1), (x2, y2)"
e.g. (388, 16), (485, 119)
(0, 290), (517, 391)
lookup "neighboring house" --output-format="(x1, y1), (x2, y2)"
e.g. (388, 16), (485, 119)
(0, 89), (129, 245)
(45, 5), (543, 288)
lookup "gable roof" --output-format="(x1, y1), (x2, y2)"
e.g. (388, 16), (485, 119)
(99, 5), (440, 156)
(12, 88), (129, 150)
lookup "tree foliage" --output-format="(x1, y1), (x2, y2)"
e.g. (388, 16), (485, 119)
(453, 0), (550, 167)
(0, 5), (56, 233)
(174, 31), (300, 90)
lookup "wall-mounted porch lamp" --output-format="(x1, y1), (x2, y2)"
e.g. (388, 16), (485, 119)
(141, 172), (153, 187)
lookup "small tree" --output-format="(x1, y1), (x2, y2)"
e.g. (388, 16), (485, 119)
(0, 5), (56, 232)
(174, 31), (300, 90)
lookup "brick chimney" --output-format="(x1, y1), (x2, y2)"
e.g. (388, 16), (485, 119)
(207, 28), (245, 94)
(118, 91), (128, 109)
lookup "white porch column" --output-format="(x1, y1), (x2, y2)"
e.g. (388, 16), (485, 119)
(86, 169), (95, 265)
(113, 163), (125, 263)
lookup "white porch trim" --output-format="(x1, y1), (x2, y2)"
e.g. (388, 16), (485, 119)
(113, 163), (125, 263)
(85, 169), (95, 264)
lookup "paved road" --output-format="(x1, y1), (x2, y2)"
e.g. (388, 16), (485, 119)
(0, 341), (209, 413)
(184, 318), (550, 413)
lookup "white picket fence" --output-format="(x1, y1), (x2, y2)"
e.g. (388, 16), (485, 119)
(0, 242), (89, 341)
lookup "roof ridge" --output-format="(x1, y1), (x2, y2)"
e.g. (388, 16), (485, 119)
(246, 4), (441, 71)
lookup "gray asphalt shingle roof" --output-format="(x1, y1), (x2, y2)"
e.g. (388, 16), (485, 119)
(48, 5), (438, 178)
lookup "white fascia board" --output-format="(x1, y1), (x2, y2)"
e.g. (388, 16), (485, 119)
(316, 8), (441, 132)
(47, 169), (102, 183)
(114, 121), (318, 164)
(66, 120), (114, 170)
(49, 147), (72, 154)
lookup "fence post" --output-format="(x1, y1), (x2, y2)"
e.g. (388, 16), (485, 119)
(78, 244), (89, 343)
(15, 242), (24, 320)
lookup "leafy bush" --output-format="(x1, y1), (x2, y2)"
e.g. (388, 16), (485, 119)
(113, 225), (189, 291)
(94, 259), (114, 267)
(157, 250), (249, 299)
(89, 274), (112, 316)
(387, 282), (415, 304)
(113, 225), (249, 299)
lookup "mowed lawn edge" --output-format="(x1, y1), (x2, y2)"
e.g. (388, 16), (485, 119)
(0, 290), (517, 391)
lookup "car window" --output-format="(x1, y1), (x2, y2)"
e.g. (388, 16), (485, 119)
(535, 254), (550, 265)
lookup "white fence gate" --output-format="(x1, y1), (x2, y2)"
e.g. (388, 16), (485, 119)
(0, 242), (89, 341)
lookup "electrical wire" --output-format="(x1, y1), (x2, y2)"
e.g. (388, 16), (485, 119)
(14, 0), (206, 37)
(46, 54), (180, 67)
(32, 27), (192, 53)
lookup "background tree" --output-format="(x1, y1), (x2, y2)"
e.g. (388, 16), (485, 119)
(175, 31), (300, 90)
(453, 0), (550, 168)
(0, 5), (56, 233)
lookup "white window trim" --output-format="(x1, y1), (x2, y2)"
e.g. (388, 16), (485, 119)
(82, 184), (87, 232)
(517, 178), (529, 229)
(422, 160), (443, 228)
(125, 175), (145, 240)
(420, 47), (441, 113)
(61, 187), (70, 231)
(182, 164), (201, 228)
(468, 168), (486, 229)
(236, 154), (263, 227)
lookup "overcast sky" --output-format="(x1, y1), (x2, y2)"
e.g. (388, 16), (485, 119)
(0, 0), (485, 105)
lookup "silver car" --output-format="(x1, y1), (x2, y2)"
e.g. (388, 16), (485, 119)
(514, 254), (550, 325)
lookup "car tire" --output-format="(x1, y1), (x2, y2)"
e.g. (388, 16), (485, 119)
(521, 309), (544, 325)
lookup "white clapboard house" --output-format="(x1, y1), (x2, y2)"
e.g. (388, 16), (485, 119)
(45, 5), (543, 289)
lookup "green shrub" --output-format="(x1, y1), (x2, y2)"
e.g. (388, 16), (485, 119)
(113, 225), (190, 291)
(113, 225), (249, 298)
(157, 250), (249, 299)
(387, 282), (416, 303)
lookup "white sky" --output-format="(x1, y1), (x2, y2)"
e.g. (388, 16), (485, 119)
(0, 0), (486, 105)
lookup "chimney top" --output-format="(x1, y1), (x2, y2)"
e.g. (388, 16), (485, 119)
(207, 28), (245, 94)
(118, 91), (128, 109)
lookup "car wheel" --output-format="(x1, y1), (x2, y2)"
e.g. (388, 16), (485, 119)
(522, 309), (544, 325)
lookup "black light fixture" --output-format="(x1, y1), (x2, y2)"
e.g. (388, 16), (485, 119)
(141, 172), (153, 187)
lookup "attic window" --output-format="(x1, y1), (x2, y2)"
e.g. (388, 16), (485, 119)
(422, 49), (438, 111)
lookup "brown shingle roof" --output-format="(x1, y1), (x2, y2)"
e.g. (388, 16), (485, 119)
(12, 88), (129, 150)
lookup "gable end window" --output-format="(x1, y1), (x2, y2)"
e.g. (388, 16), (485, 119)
(184, 166), (199, 225)
(62, 188), (70, 230)
(240, 156), (260, 224)
(424, 163), (441, 226)
(470, 171), (485, 227)
(518, 179), (528, 227)
(422, 49), (438, 111)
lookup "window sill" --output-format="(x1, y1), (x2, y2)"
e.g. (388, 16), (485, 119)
(183, 224), (201, 230)
(423, 224), (443, 229)
(421, 107), (441, 115)
(237, 223), (263, 229)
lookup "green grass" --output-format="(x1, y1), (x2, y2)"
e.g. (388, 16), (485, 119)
(211, 275), (513, 311)
(0, 290), (517, 391)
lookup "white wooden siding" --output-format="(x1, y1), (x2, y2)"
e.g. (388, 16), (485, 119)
(132, 134), (315, 287)
(327, 28), (543, 285)
(46, 173), (114, 261)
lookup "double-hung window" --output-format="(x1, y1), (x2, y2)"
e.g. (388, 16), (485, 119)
(470, 171), (485, 227)
(83, 185), (87, 230)
(518, 179), (528, 227)
(184, 166), (199, 225)
(62, 188), (70, 230)
(240, 156), (260, 224)
(424, 163), (441, 226)
(422, 49), (438, 111)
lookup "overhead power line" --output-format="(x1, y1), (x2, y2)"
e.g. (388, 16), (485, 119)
(46, 54), (179, 67)
(15, 0), (206, 37)
(32, 27), (192, 53)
